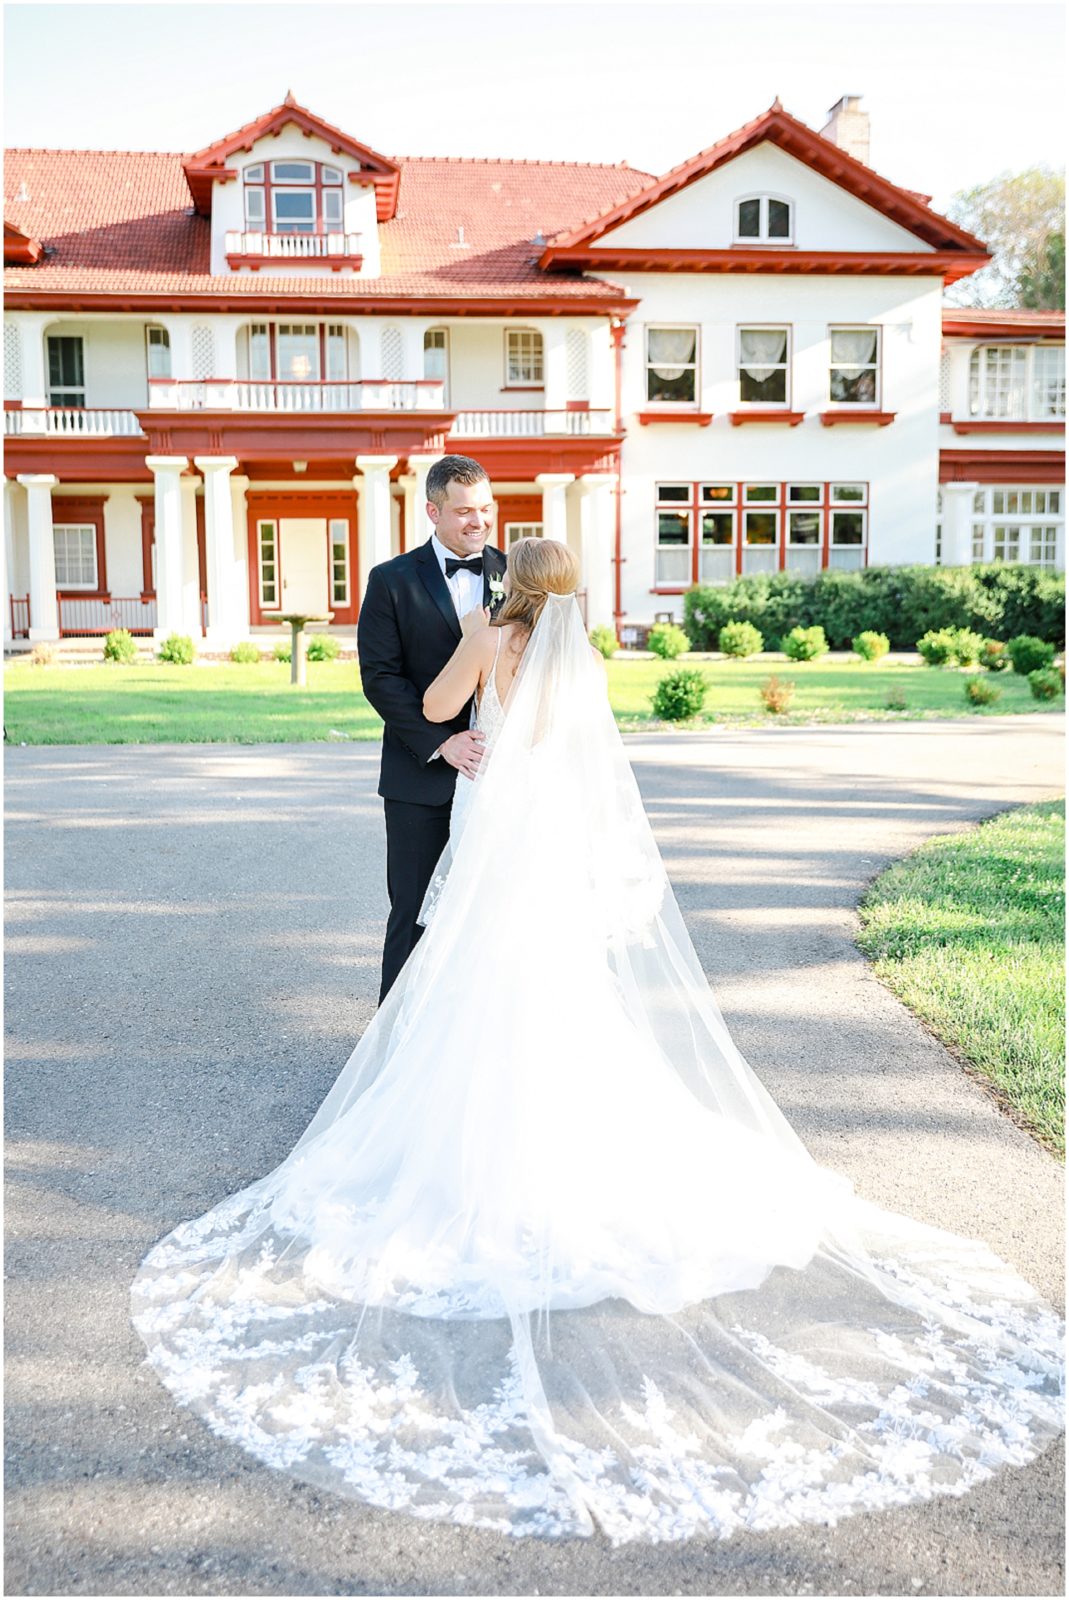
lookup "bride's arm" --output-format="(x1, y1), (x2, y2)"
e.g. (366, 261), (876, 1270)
(423, 618), (495, 722)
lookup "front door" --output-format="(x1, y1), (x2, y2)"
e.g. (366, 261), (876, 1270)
(279, 519), (329, 614)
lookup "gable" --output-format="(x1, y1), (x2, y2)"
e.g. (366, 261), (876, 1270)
(593, 142), (934, 255)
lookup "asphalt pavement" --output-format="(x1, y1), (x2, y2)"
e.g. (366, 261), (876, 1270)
(4, 714), (1064, 1596)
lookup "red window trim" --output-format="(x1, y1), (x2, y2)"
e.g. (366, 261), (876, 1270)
(654, 479), (869, 586)
(244, 491), (360, 626)
(244, 159), (344, 238)
(52, 494), (108, 597)
(729, 410), (806, 426)
(820, 411), (897, 427)
(636, 411), (714, 427)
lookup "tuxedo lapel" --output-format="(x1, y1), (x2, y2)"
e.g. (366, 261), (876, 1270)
(483, 545), (507, 613)
(414, 539), (462, 641)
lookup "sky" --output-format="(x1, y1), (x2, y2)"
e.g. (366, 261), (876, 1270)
(2, 0), (1064, 211)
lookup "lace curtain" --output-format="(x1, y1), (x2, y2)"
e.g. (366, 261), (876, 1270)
(739, 330), (787, 383)
(831, 330), (878, 366)
(649, 328), (697, 380)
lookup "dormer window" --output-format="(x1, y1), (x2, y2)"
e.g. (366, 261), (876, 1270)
(243, 160), (345, 235)
(735, 194), (793, 244)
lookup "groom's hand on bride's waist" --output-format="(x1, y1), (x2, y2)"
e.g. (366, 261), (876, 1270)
(435, 730), (485, 780)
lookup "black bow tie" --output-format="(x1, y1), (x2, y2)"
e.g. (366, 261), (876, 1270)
(445, 556), (484, 578)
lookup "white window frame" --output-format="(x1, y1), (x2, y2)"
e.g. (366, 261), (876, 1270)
(827, 325), (882, 408)
(53, 524), (98, 590)
(736, 325), (791, 409)
(329, 518), (350, 606)
(504, 328), (544, 387)
(969, 344), (1066, 421)
(47, 333), (86, 408)
(258, 520), (279, 609)
(270, 160), (316, 185)
(244, 185), (266, 227)
(969, 486), (1063, 568)
(734, 193), (794, 245)
(275, 324), (320, 382)
(271, 188), (316, 234)
(644, 324), (700, 407)
(145, 325), (171, 380)
(424, 327), (450, 396)
(503, 521), (544, 548)
(654, 483), (693, 587)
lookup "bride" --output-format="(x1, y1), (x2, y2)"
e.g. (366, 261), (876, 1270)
(131, 538), (1063, 1545)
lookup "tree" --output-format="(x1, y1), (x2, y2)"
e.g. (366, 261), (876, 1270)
(944, 166), (1065, 308)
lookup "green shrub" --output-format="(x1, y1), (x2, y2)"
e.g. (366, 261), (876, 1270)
(1028, 667), (1064, 702)
(273, 642), (292, 663)
(980, 638), (1010, 673)
(589, 625), (618, 659)
(306, 634), (341, 662)
(102, 628), (138, 664)
(951, 628), (985, 667)
(1008, 635), (1056, 676)
(884, 688), (908, 711)
(718, 620), (763, 657)
(157, 633), (195, 665)
(965, 676), (1001, 707)
(683, 564), (1065, 652)
(229, 640), (262, 664)
(651, 667), (708, 722)
(783, 625), (828, 662)
(853, 630), (890, 662)
(647, 621), (689, 660)
(917, 628), (960, 667)
(760, 674), (795, 713)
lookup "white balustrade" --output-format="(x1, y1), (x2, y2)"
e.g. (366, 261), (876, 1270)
(5, 407), (144, 437)
(224, 231), (363, 259)
(146, 379), (446, 413)
(450, 409), (614, 438)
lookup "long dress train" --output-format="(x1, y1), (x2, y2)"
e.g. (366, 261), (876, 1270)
(131, 595), (1063, 1544)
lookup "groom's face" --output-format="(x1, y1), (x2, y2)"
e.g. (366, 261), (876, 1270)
(428, 477), (496, 558)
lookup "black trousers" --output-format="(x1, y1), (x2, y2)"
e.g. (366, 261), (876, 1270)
(379, 797), (453, 1005)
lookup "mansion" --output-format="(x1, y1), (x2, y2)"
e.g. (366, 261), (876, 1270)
(3, 92), (1065, 648)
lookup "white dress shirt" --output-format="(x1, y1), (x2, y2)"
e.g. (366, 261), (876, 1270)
(427, 535), (485, 760)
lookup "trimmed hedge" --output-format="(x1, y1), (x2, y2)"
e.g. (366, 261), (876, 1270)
(683, 564), (1065, 652)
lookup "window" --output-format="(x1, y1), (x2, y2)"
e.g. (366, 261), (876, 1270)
(653, 482), (869, 586)
(505, 329), (543, 386)
(424, 328), (449, 393)
(738, 328), (789, 405)
(969, 345), (1066, 421)
(969, 486), (1063, 568)
(242, 160), (348, 235)
(276, 325), (319, 381)
(735, 195), (793, 243)
(53, 524), (97, 588)
(829, 327), (880, 406)
(330, 519), (349, 605)
(258, 521), (278, 607)
(325, 325), (348, 383)
(248, 323), (271, 381)
(146, 326), (171, 379)
(504, 522), (544, 548)
(47, 335), (85, 408)
(645, 327), (698, 404)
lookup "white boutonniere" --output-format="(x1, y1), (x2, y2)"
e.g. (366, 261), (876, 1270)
(487, 574), (506, 607)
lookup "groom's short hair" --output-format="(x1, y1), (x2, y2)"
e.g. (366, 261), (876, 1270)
(426, 455), (490, 509)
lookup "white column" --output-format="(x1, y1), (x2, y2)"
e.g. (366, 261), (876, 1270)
(16, 473), (60, 641)
(940, 480), (980, 567)
(3, 477), (17, 646)
(145, 456), (189, 638)
(406, 451), (444, 545)
(354, 456), (398, 594)
(194, 455), (241, 643)
(588, 321), (615, 417)
(540, 322), (568, 415)
(535, 472), (575, 543)
(399, 320), (431, 385)
(230, 473), (251, 633)
(180, 475), (202, 635)
(17, 314), (50, 431)
(578, 473), (616, 632)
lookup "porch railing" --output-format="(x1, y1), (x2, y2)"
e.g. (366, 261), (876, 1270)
(224, 230), (363, 260)
(147, 378), (447, 412)
(58, 596), (157, 636)
(5, 407), (145, 437)
(10, 595), (30, 638)
(450, 409), (615, 438)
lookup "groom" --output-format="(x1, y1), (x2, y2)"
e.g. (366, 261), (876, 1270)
(357, 454), (507, 1003)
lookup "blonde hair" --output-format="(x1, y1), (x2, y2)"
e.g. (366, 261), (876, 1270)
(494, 538), (580, 633)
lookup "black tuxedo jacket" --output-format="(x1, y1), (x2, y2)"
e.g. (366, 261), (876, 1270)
(357, 538), (508, 804)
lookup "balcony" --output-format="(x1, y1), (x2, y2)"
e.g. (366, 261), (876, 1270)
(5, 406), (144, 437)
(450, 409), (615, 438)
(147, 378), (446, 412)
(224, 231), (364, 271)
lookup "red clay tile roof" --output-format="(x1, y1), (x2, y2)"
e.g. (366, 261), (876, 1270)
(3, 147), (655, 305)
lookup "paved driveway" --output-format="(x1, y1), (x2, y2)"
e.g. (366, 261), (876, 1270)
(5, 715), (1064, 1597)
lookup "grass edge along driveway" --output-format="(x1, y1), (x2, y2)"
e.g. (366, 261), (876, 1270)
(3, 655), (1062, 745)
(857, 799), (1066, 1157)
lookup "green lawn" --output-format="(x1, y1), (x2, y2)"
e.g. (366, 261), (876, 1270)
(857, 800), (1066, 1156)
(2, 654), (1062, 745)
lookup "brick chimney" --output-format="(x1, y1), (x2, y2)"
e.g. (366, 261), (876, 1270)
(820, 95), (870, 166)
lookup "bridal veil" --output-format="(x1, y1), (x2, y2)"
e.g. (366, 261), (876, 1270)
(131, 592), (1063, 1543)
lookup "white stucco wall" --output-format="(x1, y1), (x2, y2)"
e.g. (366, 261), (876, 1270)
(594, 143), (934, 254)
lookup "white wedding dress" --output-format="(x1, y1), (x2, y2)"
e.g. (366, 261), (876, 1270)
(131, 595), (1063, 1545)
